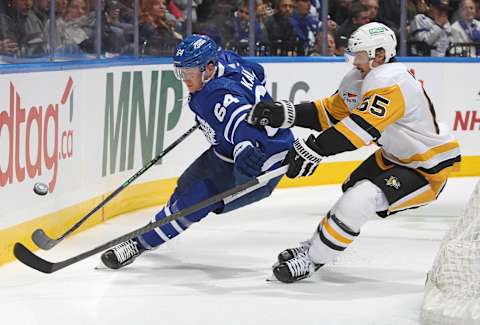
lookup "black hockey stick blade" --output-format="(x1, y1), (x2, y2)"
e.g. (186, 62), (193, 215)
(14, 243), (58, 273)
(14, 166), (288, 273)
(31, 124), (199, 250)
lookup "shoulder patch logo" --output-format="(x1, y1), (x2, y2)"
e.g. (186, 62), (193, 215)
(385, 176), (401, 190)
(342, 91), (358, 105)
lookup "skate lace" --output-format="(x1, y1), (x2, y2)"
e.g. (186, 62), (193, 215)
(291, 246), (307, 257)
(289, 241), (310, 258)
(286, 252), (312, 277)
(113, 240), (139, 263)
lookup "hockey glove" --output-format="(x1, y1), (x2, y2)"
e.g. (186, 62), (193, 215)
(284, 135), (323, 178)
(246, 100), (296, 128)
(233, 141), (267, 184)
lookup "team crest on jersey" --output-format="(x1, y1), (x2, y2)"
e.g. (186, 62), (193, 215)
(385, 176), (401, 190)
(341, 91), (358, 105)
(197, 115), (217, 145)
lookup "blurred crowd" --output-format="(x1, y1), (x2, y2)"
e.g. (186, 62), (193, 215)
(0, 0), (479, 59)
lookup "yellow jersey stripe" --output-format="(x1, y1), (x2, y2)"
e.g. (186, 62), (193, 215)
(334, 121), (367, 148)
(320, 93), (350, 122)
(314, 99), (332, 130)
(375, 150), (394, 171)
(396, 141), (460, 164)
(390, 185), (436, 211)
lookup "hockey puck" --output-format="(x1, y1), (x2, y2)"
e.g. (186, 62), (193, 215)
(33, 182), (49, 196)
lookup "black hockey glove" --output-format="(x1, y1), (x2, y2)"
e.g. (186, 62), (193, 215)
(284, 135), (323, 178)
(246, 100), (296, 128)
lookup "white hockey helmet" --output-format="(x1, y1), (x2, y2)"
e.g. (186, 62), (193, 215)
(348, 22), (397, 62)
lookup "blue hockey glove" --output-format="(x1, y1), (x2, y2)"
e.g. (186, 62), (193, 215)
(233, 141), (267, 184)
(284, 135), (323, 178)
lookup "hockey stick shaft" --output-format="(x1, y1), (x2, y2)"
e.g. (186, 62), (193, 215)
(14, 165), (288, 273)
(32, 124), (199, 250)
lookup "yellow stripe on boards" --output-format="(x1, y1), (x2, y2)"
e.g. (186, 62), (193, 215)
(0, 178), (175, 266)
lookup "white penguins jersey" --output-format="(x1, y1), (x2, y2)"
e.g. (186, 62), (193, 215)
(313, 62), (461, 175)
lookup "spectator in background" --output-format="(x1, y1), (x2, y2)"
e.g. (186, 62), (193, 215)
(334, 33), (347, 54)
(195, 0), (214, 22)
(232, 0), (268, 53)
(290, 0), (320, 54)
(329, 0), (352, 25)
(265, 0), (299, 54)
(105, 0), (134, 43)
(171, 0), (202, 24)
(201, 0), (236, 48)
(0, 13), (19, 55)
(139, 0), (182, 56)
(56, 0), (67, 15)
(45, 0), (90, 55)
(257, 0), (273, 22)
(318, 14), (337, 34)
(410, 0), (452, 56)
(451, 0), (480, 55)
(81, 0), (127, 54)
(334, 2), (370, 45)
(112, 0), (134, 24)
(360, 0), (400, 51)
(309, 29), (336, 55)
(33, 0), (49, 24)
(310, 0), (321, 16)
(8, 0), (47, 57)
(360, 0), (378, 21)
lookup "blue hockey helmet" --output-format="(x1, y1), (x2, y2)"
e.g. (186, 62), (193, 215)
(173, 34), (219, 80)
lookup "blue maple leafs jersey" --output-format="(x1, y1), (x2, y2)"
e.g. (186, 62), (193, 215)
(188, 50), (294, 171)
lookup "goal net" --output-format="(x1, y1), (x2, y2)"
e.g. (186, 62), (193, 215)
(421, 180), (480, 325)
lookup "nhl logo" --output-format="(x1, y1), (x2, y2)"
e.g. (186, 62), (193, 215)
(385, 175), (401, 190)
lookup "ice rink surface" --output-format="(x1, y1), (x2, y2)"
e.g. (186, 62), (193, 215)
(1, 177), (478, 325)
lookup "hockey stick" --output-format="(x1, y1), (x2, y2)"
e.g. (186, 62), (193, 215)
(32, 124), (199, 250)
(14, 165), (288, 273)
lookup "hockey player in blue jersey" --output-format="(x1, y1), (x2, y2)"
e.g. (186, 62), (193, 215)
(100, 34), (294, 269)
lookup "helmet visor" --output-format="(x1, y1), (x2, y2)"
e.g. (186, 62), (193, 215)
(344, 50), (370, 66)
(174, 66), (201, 81)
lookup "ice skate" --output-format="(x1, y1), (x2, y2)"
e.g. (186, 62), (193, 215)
(273, 252), (322, 283)
(101, 239), (145, 269)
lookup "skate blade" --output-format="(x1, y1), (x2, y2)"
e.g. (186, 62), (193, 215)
(265, 273), (280, 282)
(93, 261), (109, 270)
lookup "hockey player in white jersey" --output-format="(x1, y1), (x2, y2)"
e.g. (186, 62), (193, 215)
(247, 22), (461, 283)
